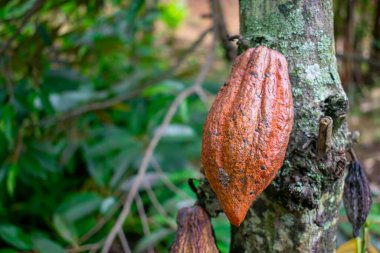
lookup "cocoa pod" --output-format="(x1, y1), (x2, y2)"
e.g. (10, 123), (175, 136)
(343, 160), (372, 237)
(170, 205), (219, 253)
(201, 46), (294, 226)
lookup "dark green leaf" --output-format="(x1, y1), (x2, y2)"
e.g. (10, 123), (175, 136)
(6, 164), (18, 196)
(52, 215), (78, 244)
(32, 237), (65, 253)
(55, 192), (103, 221)
(0, 224), (32, 250)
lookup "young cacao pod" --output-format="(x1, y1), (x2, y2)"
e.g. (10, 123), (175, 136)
(201, 46), (294, 226)
(343, 160), (372, 237)
(170, 205), (219, 253)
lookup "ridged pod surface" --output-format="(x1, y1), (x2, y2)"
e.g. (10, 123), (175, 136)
(170, 205), (219, 253)
(343, 160), (372, 237)
(201, 46), (294, 226)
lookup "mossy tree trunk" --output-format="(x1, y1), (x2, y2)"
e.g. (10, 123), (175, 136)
(199, 1), (350, 253)
(232, 1), (349, 252)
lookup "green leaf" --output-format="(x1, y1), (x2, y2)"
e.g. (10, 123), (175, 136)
(0, 165), (8, 185)
(32, 237), (65, 253)
(53, 215), (78, 244)
(160, 124), (195, 142)
(1, 0), (36, 19)
(142, 80), (184, 97)
(0, 224), (32, 250)
(0, 249), (18, 253)
(134, 228), (172, 253)
(6, 164), (18, 196)
(0, 105), (15, 148)
(159, 0), (187, 29)
(38, 89), (55, 115)
(100, 197), (117, 214)
(56, 192), (103, 221)
(179, 99), (189, 122)
(82, 145), (107, 186)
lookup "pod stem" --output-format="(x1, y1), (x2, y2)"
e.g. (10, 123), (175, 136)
(349, 148), (358, 161)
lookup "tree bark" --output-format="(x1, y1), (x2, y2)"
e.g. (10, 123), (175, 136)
(199, 1), (350, 252)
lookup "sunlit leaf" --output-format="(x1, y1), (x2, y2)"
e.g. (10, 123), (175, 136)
(100, 197), (117, 214)
(159, 0), (187, 29)
(159, 124), (195, 141)
(142, 80), (184, 97)
(6, 164), (18, 196)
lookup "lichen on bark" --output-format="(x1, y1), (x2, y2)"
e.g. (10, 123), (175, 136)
(199, 0), (350, 252)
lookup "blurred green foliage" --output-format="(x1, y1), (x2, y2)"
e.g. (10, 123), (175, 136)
(0, 0), (230, 252)
(1, 0), (380, 252)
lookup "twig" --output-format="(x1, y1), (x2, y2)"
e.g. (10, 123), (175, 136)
(194, 86), (210, 108)
(39, 27), (212, 127)
(118, 230), (132, 253)
(78, 198), (123, 244)
(0, 0), (46, 55)
(1, 62), (14, 99)
(209, 0), (236, 61)
(11, 128), (24, 163)
(67, 241), (103, 253)
(151, 156), (190, 199)
(144, 185), (168, 217)
(135, 194), (151, 236)
(336, 53), (380, 68)
(135, 193), (154, 253)
(100, 36), (216, 253)
(349, 148), (358, 161)
(67, 28), (213, 249)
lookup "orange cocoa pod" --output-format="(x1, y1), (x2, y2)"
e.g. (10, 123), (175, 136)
(201, 46), (294, 226)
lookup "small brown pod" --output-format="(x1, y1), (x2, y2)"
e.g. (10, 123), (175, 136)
(201, 46), (294, 226)
(170, 205), (219, 253)
(343, 160), (372, 237)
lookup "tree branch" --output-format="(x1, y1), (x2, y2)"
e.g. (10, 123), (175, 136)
(209, 0), (236, 61)
(336, 53), (380, 68)
(117, 230), (132, 253)
(100, 35), (216, 253)
(135, 193), (154, 253)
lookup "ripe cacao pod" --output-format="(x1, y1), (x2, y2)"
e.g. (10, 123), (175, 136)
(343, 160), (372, 237)
(170, 205), (219, 253)
(201, 46), (294, 226)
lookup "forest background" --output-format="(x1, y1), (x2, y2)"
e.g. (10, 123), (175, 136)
(0, 0), (380, 252)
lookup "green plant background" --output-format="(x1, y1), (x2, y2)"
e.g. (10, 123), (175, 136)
(0, 0), (379, 252)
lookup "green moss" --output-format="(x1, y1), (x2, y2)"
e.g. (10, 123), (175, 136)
(317, 34), (332, 64)
(296, 108), (321, 134)
(243, 2), (305, 53)
(281, 213), (295, 226)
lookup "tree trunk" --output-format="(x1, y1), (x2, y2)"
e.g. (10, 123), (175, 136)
(199, 1), (350, 253)
(232, 1), (349, 252)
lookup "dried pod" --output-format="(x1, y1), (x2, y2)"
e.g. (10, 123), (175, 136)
(343, 160), (372, 237)
(201, 46), (294, 226)
(170, 205), (219, 253)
